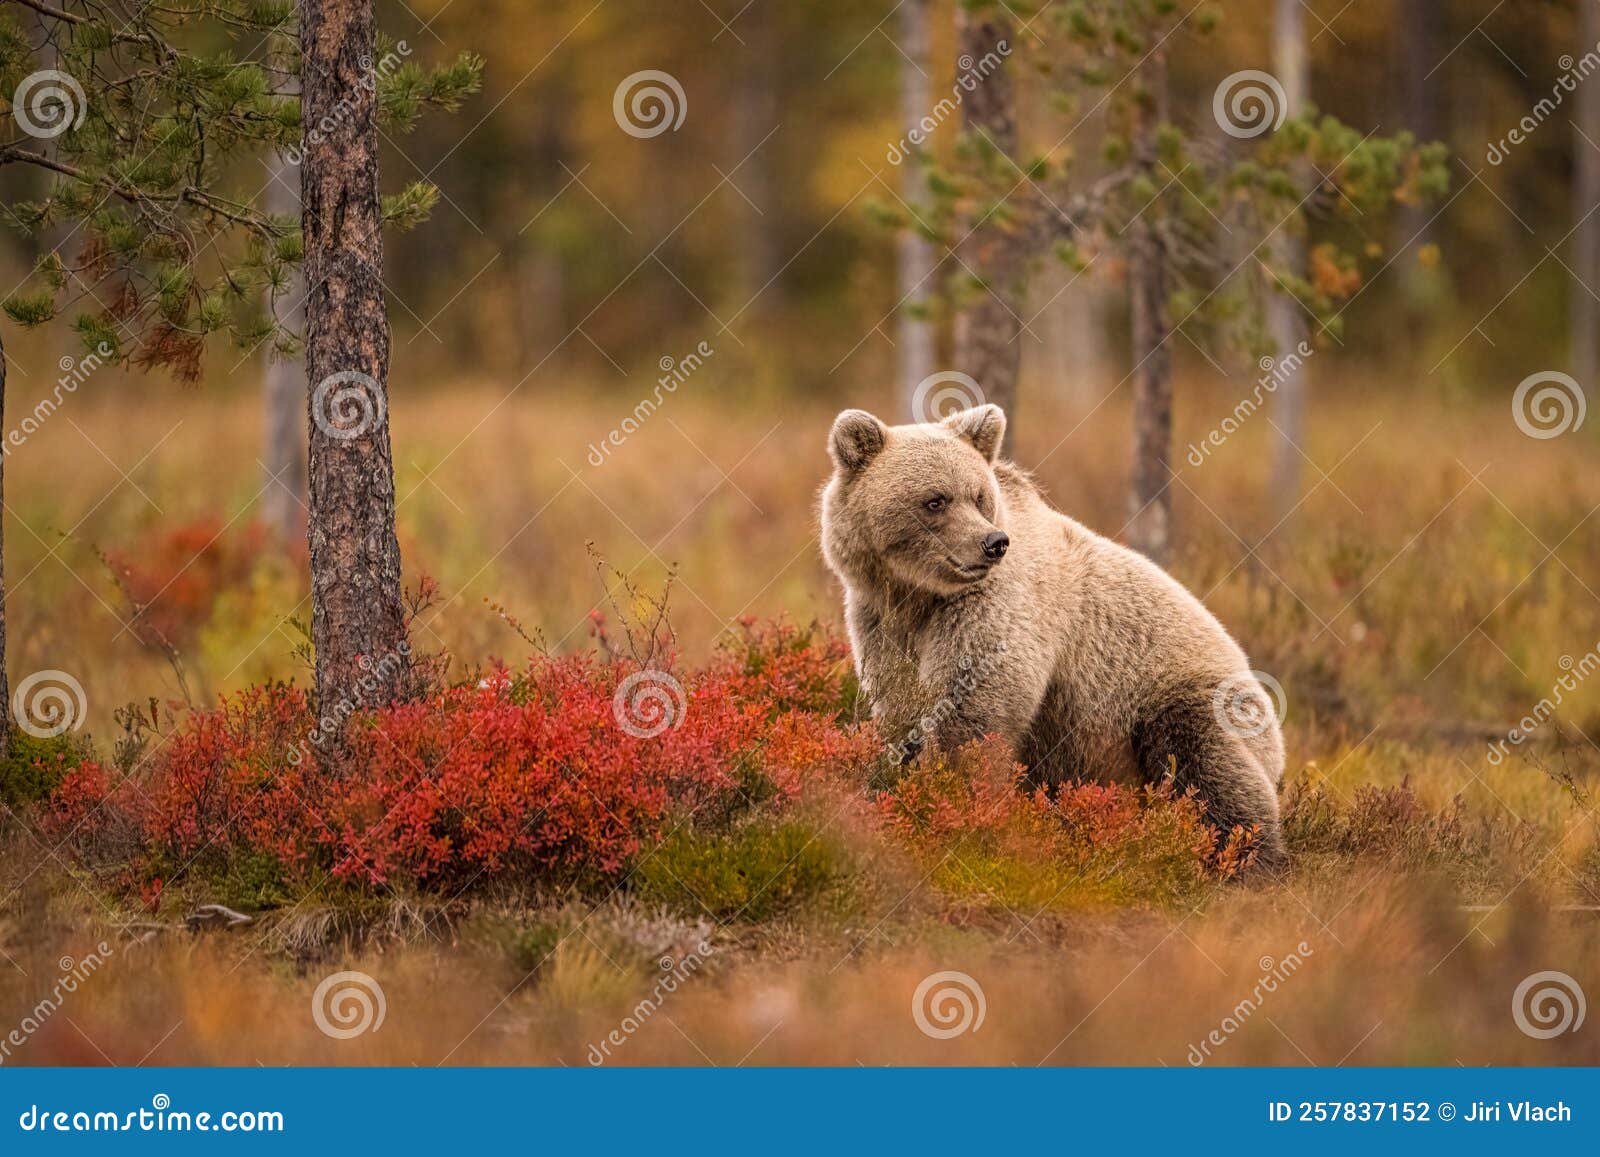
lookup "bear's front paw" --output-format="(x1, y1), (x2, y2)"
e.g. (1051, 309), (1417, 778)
(890, 731), (924, 766)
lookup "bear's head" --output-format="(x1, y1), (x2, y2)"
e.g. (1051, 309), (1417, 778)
(821, 404), (1011, 596)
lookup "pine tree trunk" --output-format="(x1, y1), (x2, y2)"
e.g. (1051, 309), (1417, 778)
(1268, 0), (1309, 514)
(1126, 52), (1172, 565)
(0, 328), (9, 757)
(1575, 0), (1600, 390)
(262, 147), (307, 540)
(301, 0), (409, 720)
(896, 0), (937, 417)
(953, 12), (1020, 443)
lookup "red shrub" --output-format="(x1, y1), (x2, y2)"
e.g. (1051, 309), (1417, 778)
(875, 743), (1256, 903)
(40, 626), (877, 895)
(107, 518), (278, 646)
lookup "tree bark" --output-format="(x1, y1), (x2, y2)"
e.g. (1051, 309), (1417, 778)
(1268, 0), (1309, 514)
(1126, 52), (1172, 565)
(262, 146), (307, 540)
(953, 11), (1021, 444)
(896, 0), (937, 417)
(1128, 224), (1172, 564)
(0, 328), (9, 756)
(301, 0), (409, 719)
(1575, 0), (1600, 391)
(1397, 0), (1440, 250)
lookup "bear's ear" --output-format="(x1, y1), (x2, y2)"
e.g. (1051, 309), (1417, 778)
(942, 404), (1006, 463)
(829, 409), (888, 473)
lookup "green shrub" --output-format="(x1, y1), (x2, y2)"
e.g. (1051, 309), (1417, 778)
(636, 819), (844, 921)
(511, 921), (565, 974)
(1, 731), (87, 812)
(202, 850), (294, 910)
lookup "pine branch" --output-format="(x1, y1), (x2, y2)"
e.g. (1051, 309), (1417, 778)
(0, 142), (281, 238)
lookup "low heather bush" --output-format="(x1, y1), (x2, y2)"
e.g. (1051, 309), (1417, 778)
(39, 623), (877, 899)
(875, 744), (1258, 911)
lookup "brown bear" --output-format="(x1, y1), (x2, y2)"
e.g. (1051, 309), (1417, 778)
(820, 403), (1287, 869)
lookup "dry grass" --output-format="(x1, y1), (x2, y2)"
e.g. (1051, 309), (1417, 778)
(3, 853), (1598, 1066)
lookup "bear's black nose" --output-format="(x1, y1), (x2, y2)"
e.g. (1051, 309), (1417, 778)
(982, 531), (1009, 560)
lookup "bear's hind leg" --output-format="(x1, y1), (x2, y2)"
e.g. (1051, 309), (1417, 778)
(1131, 690), (1288, 873)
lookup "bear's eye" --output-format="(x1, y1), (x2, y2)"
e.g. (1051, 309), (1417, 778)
(923, 496), (947, 514)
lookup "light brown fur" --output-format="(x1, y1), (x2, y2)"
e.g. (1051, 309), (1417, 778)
(820, 404), (1287, 869)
